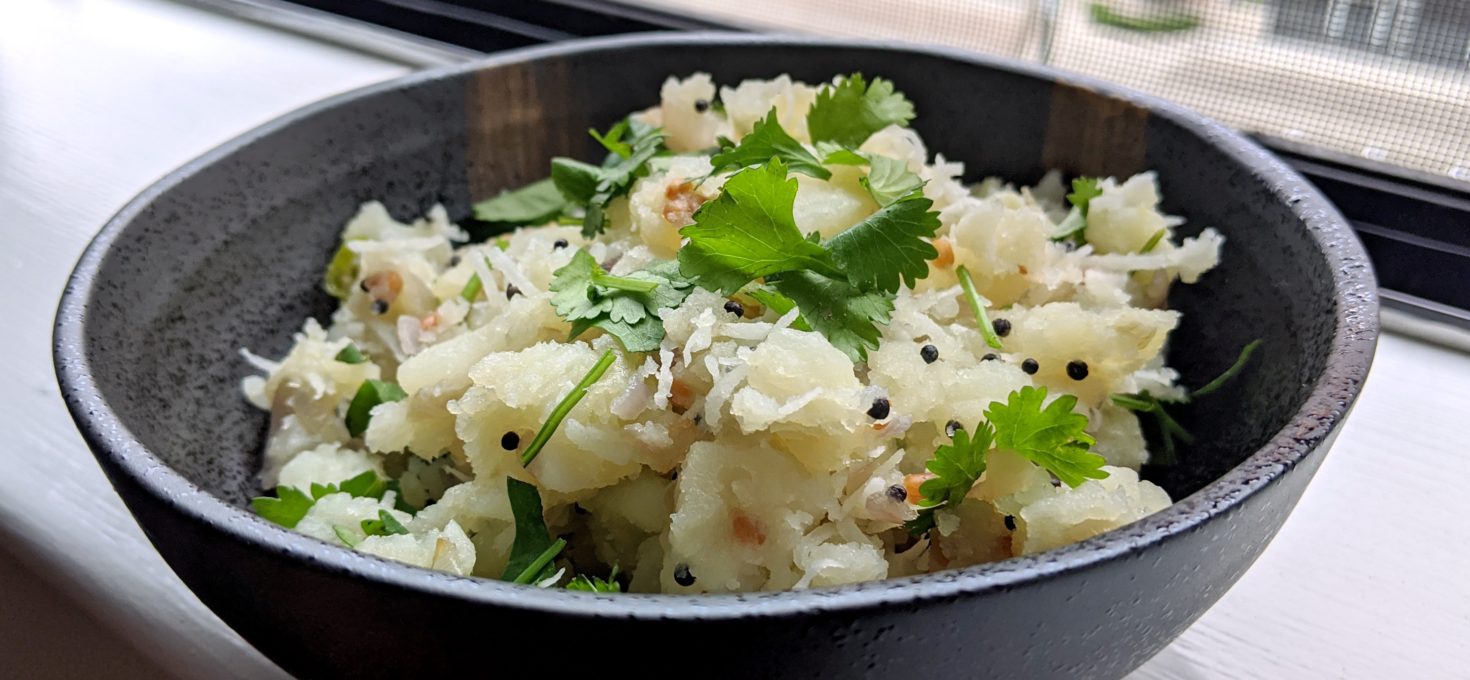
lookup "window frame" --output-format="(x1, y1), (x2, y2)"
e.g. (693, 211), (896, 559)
(255, 0), (1470, 329)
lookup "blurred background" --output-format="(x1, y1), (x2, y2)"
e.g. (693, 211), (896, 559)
(241, 0), (1470, 188)
(218, 0), (1470, 328)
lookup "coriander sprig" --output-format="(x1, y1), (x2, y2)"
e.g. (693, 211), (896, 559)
(1113, 339), (1261, 462)
(677, 158), (939, 360)
(1051, 177), (1102, 245)
(905, 386), (1107, 537)
(503, 477), (566, 584)
(251, 470), (393, 529)
(806, 73), (915, 148)
(988, 386), (1108, 488)
(550, 253), (693, 352)
(955, 265), (1004, 351)
(521, 349), (617, 466)
(905, 421), (995, 536)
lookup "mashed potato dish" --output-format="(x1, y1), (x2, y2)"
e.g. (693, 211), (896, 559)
(242, 73), (1235, 594)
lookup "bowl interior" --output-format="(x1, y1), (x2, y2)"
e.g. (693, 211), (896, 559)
(79, 38), (1336, 514)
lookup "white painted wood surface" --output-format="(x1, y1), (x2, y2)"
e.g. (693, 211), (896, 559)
(1, 1), (1465, 677)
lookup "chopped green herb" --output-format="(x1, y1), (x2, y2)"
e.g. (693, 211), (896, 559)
(824, 187), (940, 293)
(678, 160), (841, 294)
(459, 257), (493, 302)
(986, 386), (1108, 488)
(768, 270), (894, 361)
(1140, 228), (1168, 253)
(678, 159), (939, 360)
(906, 421), (997, 536)
(806, 73), (915, 148)
(566, 565), (623, 593)
(514, 538), (567, 586)
(334, 344), (367, 364)
(503, 477), (563, 584)
(360, 509), (410, 538)
(859, 154), (924, 207)
(1052, 177), (1103, 245)
(590, 119), (640, 158)
(332, 469), (390, 499)
(345, 379), (408, 438)
(710, 109), (830, 180)
(459, 273), (483, 302)
(1113, 339), (1261, 462)
(1051, 209), (1087, 243)
(1190, 339), (1261, 398)
(743, 285), (812, 332)
(323, 241), (360, 300)
(251, 470), (392, 529)
(333, 525), (360, 548)
(521, 349), (617, 466)
(1067, 177), (1103, 216)
(1111, 391), (1193, 463)
(815, 142), (869, 166)
(472, 177), (567, 226)
(550, 251), (692, 352)
(251, 486), (315, 529)
(955, 265), (1004, 350)
(552, 119), (666, 238)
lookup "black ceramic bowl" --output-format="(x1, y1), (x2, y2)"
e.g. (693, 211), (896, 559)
(55, 34), (1377, 679)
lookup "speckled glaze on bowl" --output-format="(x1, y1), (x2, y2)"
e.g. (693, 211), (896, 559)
(54, 34), (1377, 680)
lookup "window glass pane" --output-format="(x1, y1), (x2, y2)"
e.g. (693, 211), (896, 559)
(624, 0), (1470, 186)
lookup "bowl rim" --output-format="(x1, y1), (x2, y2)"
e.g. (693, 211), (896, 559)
(53, 31), (1379, 620)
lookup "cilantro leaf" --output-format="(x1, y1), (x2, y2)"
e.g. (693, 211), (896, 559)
(824, 188), (940, 293)
(815, 141), (869, 166)
(360, 509), (410, 538)
(345, 379), (408, 438)
(550, 251), (692, 352)
(905, 421), (997, 536)
(333, 525), (360, 547)
(334, 344), (367, 364)
(986, 386), (1108, 488)
(590, 119), (642, 158)
(551, 158), (603, 204)
(503, 477), (564, 584)
(859, 154), (924, 206)
(743, 285), (812, 331)
(1052, 177), (1104, 244)
(552, 119), (666, 238)
(566, 565), (623, 593)
(251, 470), (393, 529)
(472, 178), (566, 226)
(807, 73), (915, 148)
(1068, 177), (1103, 216)
(334, 470), (390, 499)
(710, 109), (830, 180)
(917, 421), (996, 509)
(770, 271), (894, 362)
(251, 486), (314, 529)
(677, 160), (839, 294)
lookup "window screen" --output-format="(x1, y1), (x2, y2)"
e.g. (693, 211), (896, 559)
(624, 0), (1470, 187)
